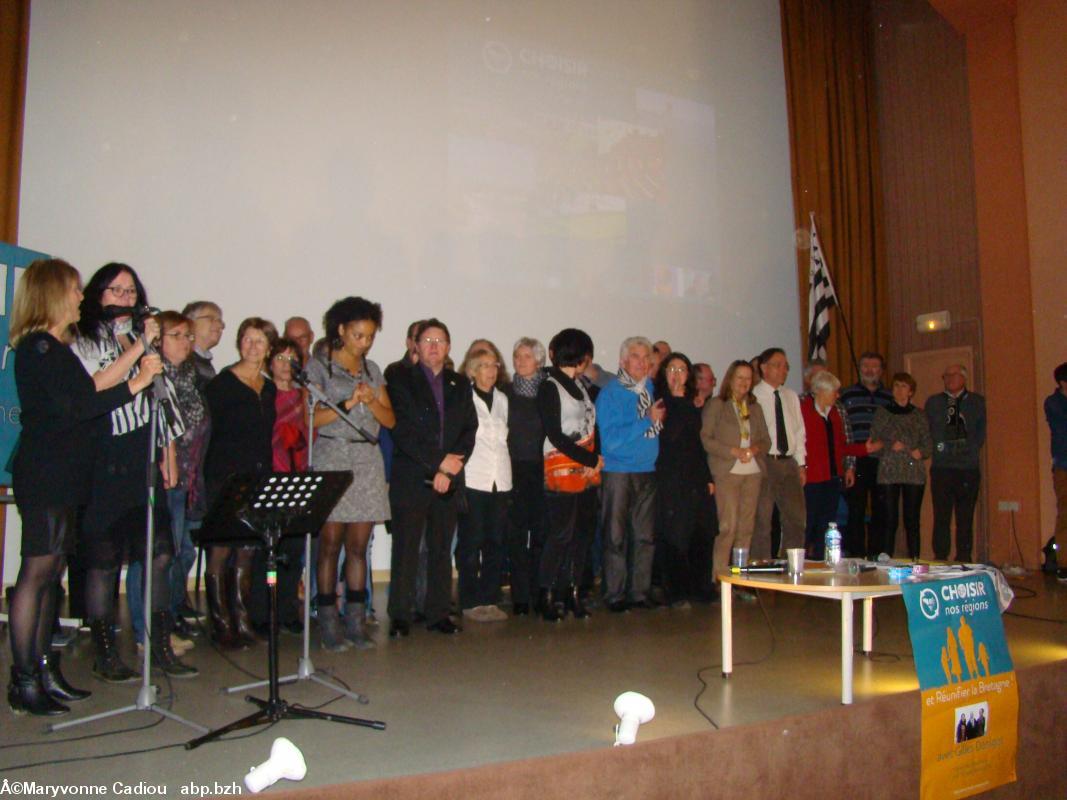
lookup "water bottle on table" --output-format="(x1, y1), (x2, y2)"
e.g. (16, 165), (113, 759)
(824, 522), (842, 567)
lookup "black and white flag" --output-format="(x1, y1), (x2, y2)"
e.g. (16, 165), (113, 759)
(807, 213), (837, 362)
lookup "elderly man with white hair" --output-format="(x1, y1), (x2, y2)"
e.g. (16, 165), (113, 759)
(596, 336), (665, 612)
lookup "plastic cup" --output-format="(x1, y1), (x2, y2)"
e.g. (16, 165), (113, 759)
(786, 548), (805, 576)
(732, 547), (749, 567)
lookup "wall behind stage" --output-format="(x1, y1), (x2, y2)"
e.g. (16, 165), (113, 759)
(11, 1), (800, 581)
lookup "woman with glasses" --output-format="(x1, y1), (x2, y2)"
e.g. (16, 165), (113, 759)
(202, 317), (277, 648)
(74, 263), (196, 681)
(653, 352), (714, 607)
(305, 297), (394, 651)
(125, 311), (207, 650)
(700, 360), (770, 594)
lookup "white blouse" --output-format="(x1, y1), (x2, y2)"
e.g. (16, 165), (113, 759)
(465, 387), (512, 492)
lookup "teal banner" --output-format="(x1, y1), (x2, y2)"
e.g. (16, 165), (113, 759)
(0, 242), (52, 486)
(902, 573), (1013, 689)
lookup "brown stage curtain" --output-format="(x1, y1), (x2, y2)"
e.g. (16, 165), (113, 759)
(1, 0), (31, 245)
(780, 0), (888, 384)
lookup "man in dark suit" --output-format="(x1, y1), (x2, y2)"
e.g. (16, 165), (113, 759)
(387, 318), (478, 637)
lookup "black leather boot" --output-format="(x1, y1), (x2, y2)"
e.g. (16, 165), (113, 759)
(90, 618), (138, 683)
(567, 586), (591, 619)
(9, 666), (68, 716)
(150, 611), (199, 678)
(541, 589), (563, 622)
(231, 567), (259, 646)
(205, 573), (241, 649)
(38, 651), (90, 702)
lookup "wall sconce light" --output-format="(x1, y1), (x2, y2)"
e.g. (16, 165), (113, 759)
(916, 310), (951, 333)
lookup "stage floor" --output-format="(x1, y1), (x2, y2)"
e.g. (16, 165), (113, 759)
(1, 572), (1064, 794)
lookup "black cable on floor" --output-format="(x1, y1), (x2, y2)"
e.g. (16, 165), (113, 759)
(692, 591), (778, 730)
(0, 717), (280, 772)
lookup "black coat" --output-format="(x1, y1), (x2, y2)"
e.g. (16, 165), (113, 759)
(12, 332), (132, 508)
(387, 361), (477, 496)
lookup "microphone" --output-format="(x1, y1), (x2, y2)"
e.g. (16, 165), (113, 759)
(102, 304), (160, 320)
(289, 357), (310, 386)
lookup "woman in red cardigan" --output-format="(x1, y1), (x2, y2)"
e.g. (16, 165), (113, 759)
(801, 371), (869, 558)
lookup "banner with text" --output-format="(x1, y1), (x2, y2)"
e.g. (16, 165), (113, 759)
(902, 573), (1017, 800)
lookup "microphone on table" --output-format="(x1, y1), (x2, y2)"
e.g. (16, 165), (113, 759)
(101, 304), (160, 320)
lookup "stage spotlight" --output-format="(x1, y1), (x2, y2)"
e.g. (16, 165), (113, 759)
(244, 736), (307, 793)
(613, 691), (655, 746)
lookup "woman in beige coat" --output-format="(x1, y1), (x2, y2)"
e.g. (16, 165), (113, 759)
(700, 360), (771, 591)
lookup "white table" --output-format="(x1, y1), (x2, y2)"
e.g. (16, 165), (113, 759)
(719, 566), (904, 704)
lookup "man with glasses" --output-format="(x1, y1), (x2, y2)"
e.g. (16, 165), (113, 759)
(386, 318), (477, 637)
(181, 301), (225, 389)
(925, 364), (986, 561)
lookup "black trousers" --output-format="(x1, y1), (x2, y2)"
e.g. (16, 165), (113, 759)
(505, 461), (546, 606)
(845, 456), (886, 558)
(883, 483), (925, 559)
(388, 486), (458, 625)
(457, 487), (510, 609)
(930, 468), (980, 561)
(656, 480), (709, 604)
(539, 488), (597, 592)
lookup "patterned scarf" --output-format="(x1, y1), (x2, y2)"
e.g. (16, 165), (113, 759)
(617, 368), (662, 438)
(732, 398), (751, 441)
(512, 371), (544, 399)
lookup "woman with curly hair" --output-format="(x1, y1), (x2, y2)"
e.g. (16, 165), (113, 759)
(306, 297), (394, 651)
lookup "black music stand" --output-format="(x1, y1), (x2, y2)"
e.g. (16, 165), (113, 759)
(186, 471), (386, 749)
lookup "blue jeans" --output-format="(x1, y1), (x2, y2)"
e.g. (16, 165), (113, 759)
(126, 489), (194, 642)
(167, 489), (196, 614)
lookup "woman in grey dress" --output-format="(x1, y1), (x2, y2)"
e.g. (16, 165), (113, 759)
(307, 297), (395, 651)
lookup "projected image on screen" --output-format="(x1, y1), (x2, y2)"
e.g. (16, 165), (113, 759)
(446, 31), (718, 304)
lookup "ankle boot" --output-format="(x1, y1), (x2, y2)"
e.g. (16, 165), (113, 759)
(88, 618), (137, 683)
(317, 605), (351, 652)
(541, 589), (563, 622)
(344, 602), (376, 650)
(205, 573), (241, 649)
(39, 651), (90, 702)
(150, 611), (199, 678)
(230, 566), (258, 646)
(567, 586), (591, 619)
(9, 666), (68, 716)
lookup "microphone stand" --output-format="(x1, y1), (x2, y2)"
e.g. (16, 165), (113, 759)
(52, 329), (206, 735)
(220, 361), (370, 705)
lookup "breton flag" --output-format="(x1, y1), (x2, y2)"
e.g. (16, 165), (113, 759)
(807, 213), (838, 362)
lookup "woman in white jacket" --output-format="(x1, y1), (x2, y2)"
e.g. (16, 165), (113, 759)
(456, 344), (512, 622)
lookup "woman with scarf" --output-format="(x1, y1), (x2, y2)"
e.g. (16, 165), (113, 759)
(504, 337), (547, 615)
(75, 263), (196, 681)
(700, 360), (771, 591)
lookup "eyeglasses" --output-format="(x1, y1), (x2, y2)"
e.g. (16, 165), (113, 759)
(195, 314), (224, 325)
(421, 337), (447, 346)
(477, 361), (501, 370)
(273, 354), (295, 361)
(665, 366), (688, 374)
(164, 332), (195, 342)
(106, 285), (137, 299)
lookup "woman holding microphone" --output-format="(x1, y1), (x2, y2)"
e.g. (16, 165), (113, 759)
(8, 260), (162, 714)
(306, 297), (394, 651)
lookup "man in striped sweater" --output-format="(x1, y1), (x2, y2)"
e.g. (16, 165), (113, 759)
(840, 352), (893, 558)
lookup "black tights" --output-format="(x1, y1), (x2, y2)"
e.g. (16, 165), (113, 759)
(8, 554), (65, 674)
(85, 552), (172, 623)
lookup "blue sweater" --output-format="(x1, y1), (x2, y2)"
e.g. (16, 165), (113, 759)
(595, 378), (659, 473)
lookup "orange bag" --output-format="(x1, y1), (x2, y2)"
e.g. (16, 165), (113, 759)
(544, 434), (600, 493)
